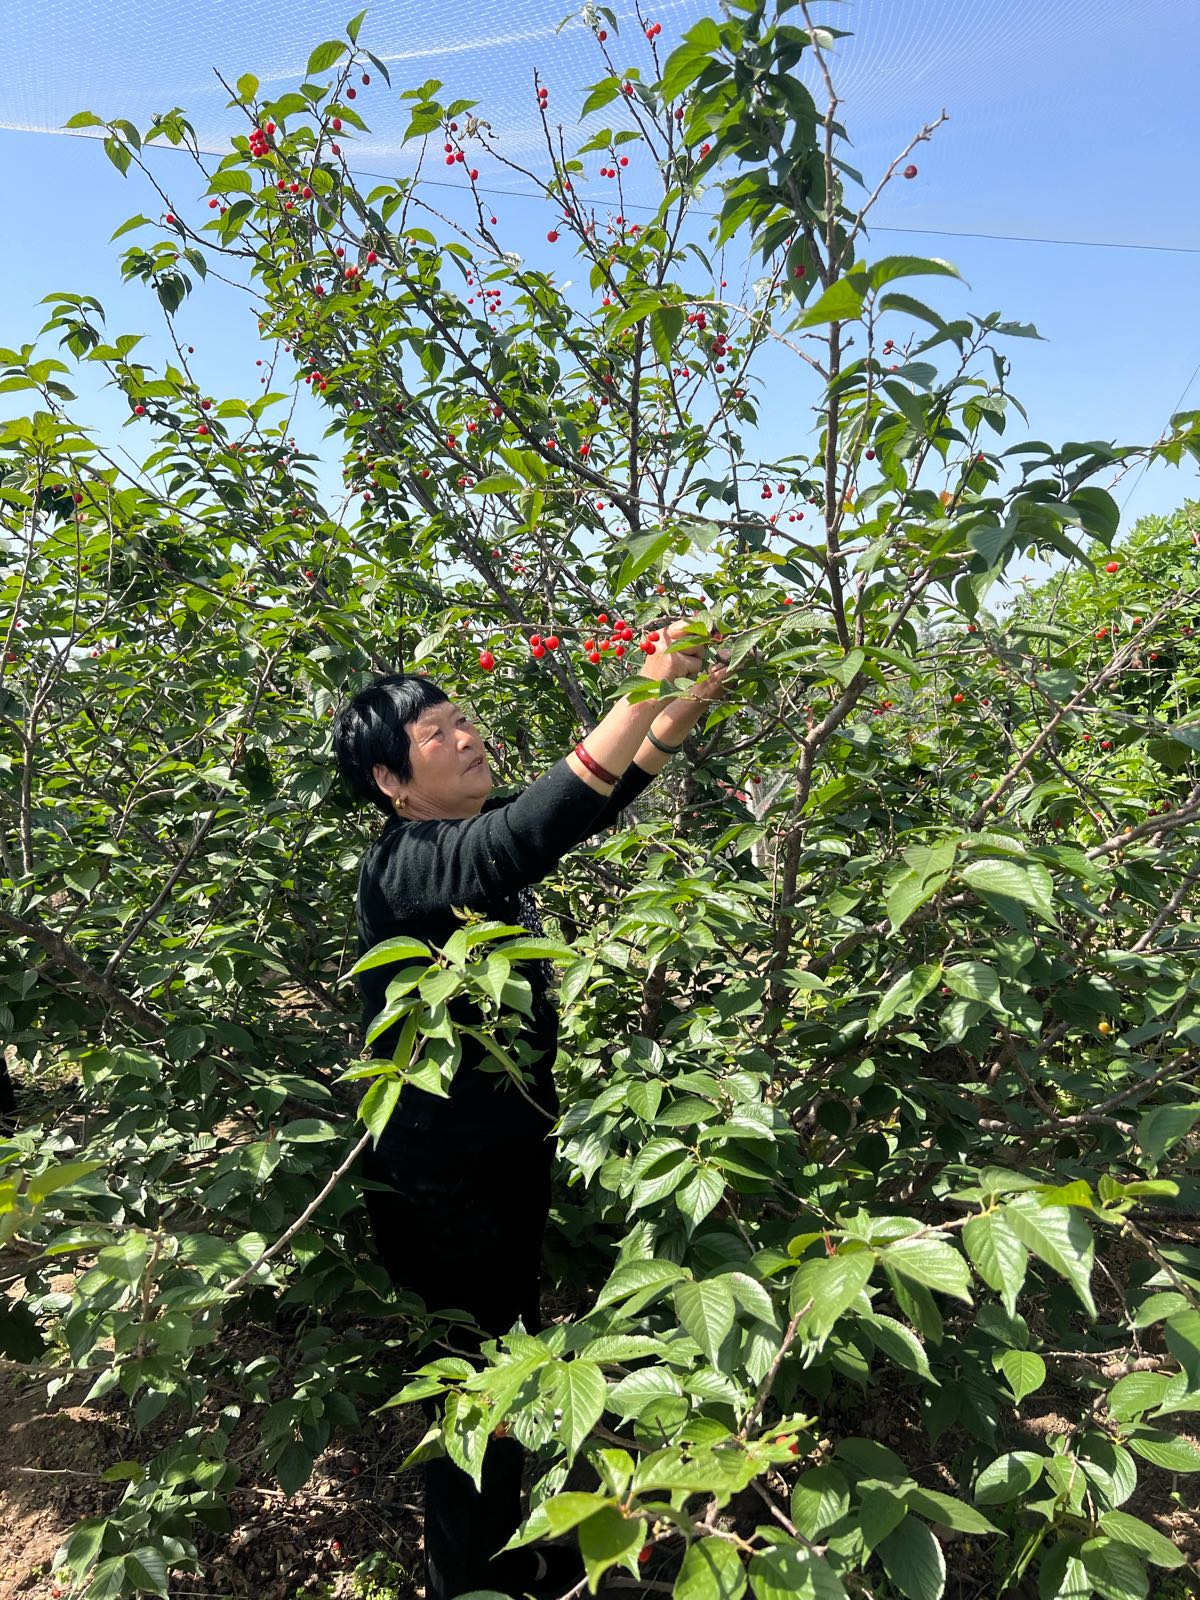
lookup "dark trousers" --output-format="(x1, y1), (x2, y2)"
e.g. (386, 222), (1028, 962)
(362, 1121), (554, 1600)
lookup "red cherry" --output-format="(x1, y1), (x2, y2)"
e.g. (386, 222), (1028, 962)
(598, 29), (607, 40)
(866, 448), (875, 459)
(638, 1547), (651, 1565)
(197, 424), (209, 436)
(1105, 561), (1120, 574)
(346, 87), (357, 99)
(531, 644), (546, 658)
(134, 404), (146, 415)
(546, 635), (560, 650)
(547, 230), (559, 242)
(479, 650), (495, 671)
(952, 693), (964, 704)
(903, 164), (918, 178)
(332, 118), (342, 131)
(165, 212), (176, 225)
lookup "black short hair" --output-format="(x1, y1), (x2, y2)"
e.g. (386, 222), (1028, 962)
(332, 672), (451, 816)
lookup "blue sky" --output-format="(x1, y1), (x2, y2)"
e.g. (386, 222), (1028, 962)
(2, 0), (1197, 603)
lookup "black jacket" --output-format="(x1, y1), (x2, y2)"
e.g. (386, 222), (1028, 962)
(355, 756), (656, 1147)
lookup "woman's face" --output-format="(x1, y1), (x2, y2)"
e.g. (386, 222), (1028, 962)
(376, 701), (492, 820)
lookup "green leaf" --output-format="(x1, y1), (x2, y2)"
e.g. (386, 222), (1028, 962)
(1069, 486), (1120, 540)
(1003, 1195), (1096, 1316)
(613, 529), (673, 597)
(236, 73), (260, 100)
(1080, 1535), (1149, 1600)
(960, 858), (1058, 924)
(675, 1164), (727, 1229)
(1137, 1102), (1200, 1167)
(1132, 1291), (1190, 1329)
(942, 960), (1004, 1010)
(902, 1487), (998, 1535)
(885, 1270), (944, 1345)
(580, 78), (620, 117)
(26, 1160), (103, 1205)
(576, 1505), (645, 1589)
(859, 1483), (907, 1552)
(799, 276), (866, 327)
(594, 1258), (690, 1312)
(348, 936), (433, 975)
(1125, 1429), (1200, 1472)
(877, 1517), (946, 1600)
(791, 1465), (851, 1539)
(1164, 1308), (1200, 1387)
(650, 306), (684, 366)
(540, 1491), (613, 1538)
(555, 1360), (606, 1464)
(867, 256), (963, 290)
(882, 1237), (972, 1304)
(1097, 1511), (1186, 1569)
(675, 1536), (749, 1600)
(659, 41), (714, 102)
(443, 1390), (490, 1490)
(878, 292), (948, 331)
(359, 1076), (401, 1143)
(962, 1211), (1028, 1318)
(748, 1546), (848, 1600)
(125, 1545), (170, 1596)
(870, 964), (942, 1032)
(274, 1439), (313, 1497)
(974, 1450), (1044, 1504)
(993, 1349), (1046, 1405)
(790, 1250), (874, 1342)
(886, 866), (951, 934)
(307, 40), (347, 74)
(861, 1313), (934, 1380)
(674, 1277), (736, 1364)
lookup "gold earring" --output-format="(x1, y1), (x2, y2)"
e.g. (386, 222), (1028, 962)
(393, 794), (407, 813)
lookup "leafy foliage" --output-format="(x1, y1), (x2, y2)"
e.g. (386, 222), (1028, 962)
(2, 2), (1200, 1597)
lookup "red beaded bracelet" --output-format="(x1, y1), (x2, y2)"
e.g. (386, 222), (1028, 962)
(574, 742), (619, 785)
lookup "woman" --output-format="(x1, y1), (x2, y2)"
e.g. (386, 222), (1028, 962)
(332, 619), (731, 1599)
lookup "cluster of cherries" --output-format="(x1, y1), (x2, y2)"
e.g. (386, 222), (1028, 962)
(248, 122), (276, 158)
(477, 615), (660, 672)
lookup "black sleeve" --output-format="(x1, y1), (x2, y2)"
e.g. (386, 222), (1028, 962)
(371, 757), (658, 919)
(570, 757), (656, 842)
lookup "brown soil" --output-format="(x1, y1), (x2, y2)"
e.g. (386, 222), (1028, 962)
(0, 1351), (430, 1600)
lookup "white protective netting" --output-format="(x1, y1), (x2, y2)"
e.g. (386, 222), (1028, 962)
(0, 0), (1165, 235)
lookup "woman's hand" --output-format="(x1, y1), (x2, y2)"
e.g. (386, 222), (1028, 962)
(643, 618), (710, 686)
(684, 637), (753, 704)
(686, 653), (733, 703)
